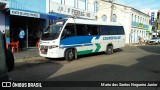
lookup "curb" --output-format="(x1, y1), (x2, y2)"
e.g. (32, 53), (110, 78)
(125, 44), (147, 47)
(15, 56), (44, 63)
(14, 56), (46, 67)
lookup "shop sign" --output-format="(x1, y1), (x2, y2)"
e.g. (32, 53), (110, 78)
(0, 0), (7, 3)
(49, 2), (95, 20)
(10, 10), (40, 18)
(146, 25), (152, 33)
(139, 23), (144, 28)
(151, 12), (155, 26)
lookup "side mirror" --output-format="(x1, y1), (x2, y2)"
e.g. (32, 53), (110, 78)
(6, 49), (14, 72)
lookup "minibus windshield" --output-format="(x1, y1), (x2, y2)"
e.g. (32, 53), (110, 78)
(41, 25), (62, 40)
(41, 20), (66, 40)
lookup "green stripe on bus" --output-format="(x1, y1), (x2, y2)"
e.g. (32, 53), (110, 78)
(77, 50), (93, 55)
(95, 43), (101, 52)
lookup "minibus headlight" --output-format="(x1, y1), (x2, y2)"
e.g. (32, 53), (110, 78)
(49, 45), (58, 49)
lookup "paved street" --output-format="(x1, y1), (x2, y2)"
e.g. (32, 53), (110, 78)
(10, 45), (160, 90)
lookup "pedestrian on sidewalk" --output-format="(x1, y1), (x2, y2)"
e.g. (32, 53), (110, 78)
(138, 36), (142, 46)
(19, 28), (25, 49)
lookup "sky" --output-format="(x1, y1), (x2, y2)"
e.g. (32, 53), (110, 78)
(114, 0), (160, 10)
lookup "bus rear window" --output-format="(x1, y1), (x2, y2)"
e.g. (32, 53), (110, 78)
(99, 26), (124, 35)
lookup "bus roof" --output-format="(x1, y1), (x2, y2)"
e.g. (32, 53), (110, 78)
(65, 18), (123, 26)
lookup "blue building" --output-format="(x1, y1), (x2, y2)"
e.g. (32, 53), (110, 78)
(2, 0), (57, 47)
(1, 0), (96, 48)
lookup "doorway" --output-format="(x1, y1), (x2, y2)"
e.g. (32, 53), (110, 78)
(10, 15), (45, 48)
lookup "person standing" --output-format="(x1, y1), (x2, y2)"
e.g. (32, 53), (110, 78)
(138, 36), (142, 46)
(19, 28), (25, 49)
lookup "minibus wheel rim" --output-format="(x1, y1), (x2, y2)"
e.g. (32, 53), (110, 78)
(69, 52), (74, 59)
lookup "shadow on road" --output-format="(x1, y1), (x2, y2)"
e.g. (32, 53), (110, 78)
(10, 47), (160, 90)
(137, 46), (160, 54)
(51, 54), (160, 81)
(10, 61), (63, 81)
(42, 54), (160, 90)
(45, 57), (66, 61)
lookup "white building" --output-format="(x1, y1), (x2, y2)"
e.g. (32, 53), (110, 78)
(96, 0), (151, 44)
(46, 0), (96, 20)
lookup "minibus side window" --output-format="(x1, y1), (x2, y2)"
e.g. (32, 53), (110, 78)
(61, 23), (76, 39)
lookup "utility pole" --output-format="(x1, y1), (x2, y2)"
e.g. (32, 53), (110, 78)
(158, 11), (160, 35)
(110, 0), (114, 22)
(155, 19), (158, 37)
(49, 0), (51, 25)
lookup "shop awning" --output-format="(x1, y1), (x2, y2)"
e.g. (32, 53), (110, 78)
(49, 12), (68, 19)
(40, 13), (58, 20)
(9, 8), (58, 20)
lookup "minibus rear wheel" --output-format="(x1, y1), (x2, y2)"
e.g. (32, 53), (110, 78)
(106, 46), (113, 55)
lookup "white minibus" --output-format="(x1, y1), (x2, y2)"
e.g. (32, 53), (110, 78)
(39, 18), (125, 60)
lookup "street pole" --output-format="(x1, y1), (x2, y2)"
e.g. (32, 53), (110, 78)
(49, 0), (51, 25)
(110, 0), (114, 22)
(26, 19), (28, 48)
(155, 20), (158, 37)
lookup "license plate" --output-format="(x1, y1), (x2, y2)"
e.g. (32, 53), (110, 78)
(41, 49), (47, 54)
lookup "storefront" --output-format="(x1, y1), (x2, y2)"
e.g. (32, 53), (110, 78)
(5, 8), (57, 48)
(2, 0), (95, 48)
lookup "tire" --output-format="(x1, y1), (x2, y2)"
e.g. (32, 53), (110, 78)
(106, 46), (113, 55)
(6, 49), (14, 72)
(65, 49), (75, 61)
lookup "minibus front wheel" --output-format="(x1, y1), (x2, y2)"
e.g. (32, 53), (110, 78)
(65, 49), (75, 61)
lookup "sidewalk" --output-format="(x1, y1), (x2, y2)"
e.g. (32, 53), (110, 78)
(13, 47), (44, 63)
(125, 43), (147, 47)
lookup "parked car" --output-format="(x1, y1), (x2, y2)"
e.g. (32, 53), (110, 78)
(0, 31), (14, 81)
(148, 37), (160, 45)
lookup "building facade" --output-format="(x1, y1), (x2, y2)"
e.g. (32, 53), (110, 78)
(0, 0), (96, 48)
(96, 0), (150, 44)
(46, 0), (96, 20)
(2, 0), (52, 48)
(130, 9), (151, 44)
